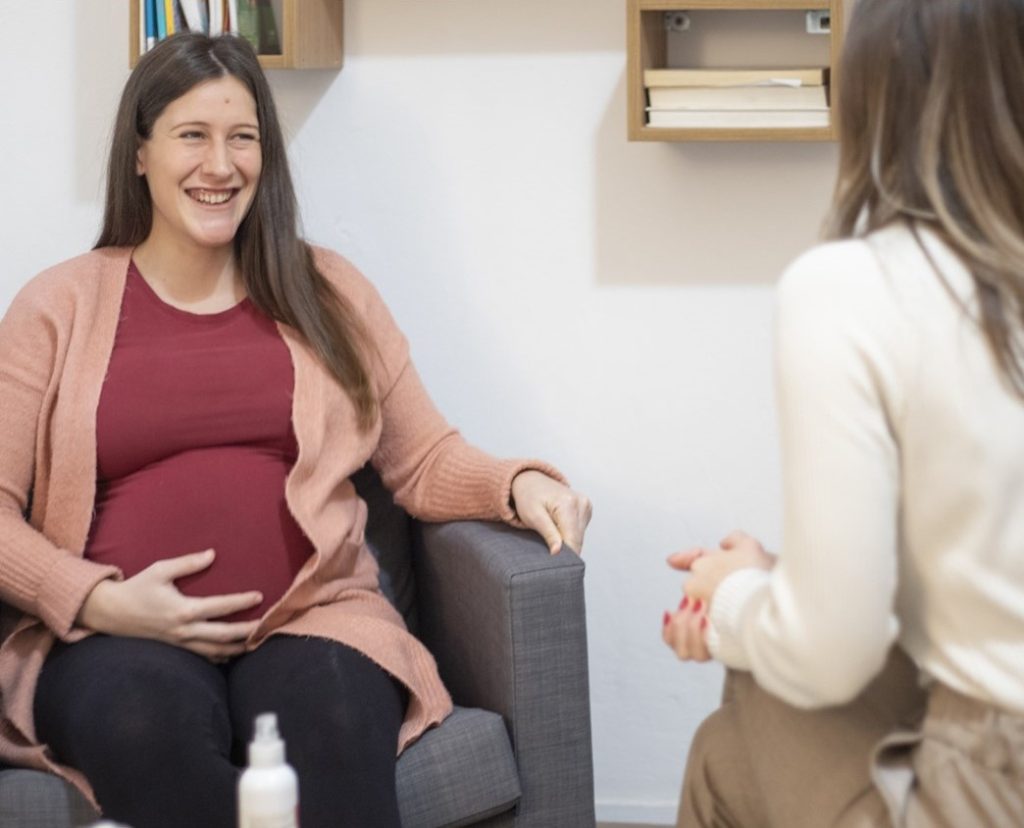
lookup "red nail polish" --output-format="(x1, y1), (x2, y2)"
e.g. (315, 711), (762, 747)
(700, 617), (708, 630)
(679, 596), (689, 611)
(663, 611), (671, 627)
(693, 599), (703, 613)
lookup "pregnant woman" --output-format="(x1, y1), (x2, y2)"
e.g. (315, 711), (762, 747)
(0, 32), (590, 828)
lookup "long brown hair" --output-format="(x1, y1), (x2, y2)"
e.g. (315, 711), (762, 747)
(96, 33), (378, 429)
(826, 0), (1024, 396)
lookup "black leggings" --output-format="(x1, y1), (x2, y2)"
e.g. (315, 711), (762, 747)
(34, 634), (406, 828)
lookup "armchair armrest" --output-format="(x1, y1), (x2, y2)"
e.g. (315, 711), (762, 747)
(413, 521), (594, 827)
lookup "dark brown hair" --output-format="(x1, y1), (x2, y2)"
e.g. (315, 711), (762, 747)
(826, 0), (1024, 396)
(96, 33), (378, 428)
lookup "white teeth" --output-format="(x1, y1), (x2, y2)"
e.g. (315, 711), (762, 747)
(191, 189), (232, 205)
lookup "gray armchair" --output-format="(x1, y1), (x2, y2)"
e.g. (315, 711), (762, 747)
(0, 466), (595, 827)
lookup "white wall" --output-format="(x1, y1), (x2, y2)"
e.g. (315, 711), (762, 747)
(1, 2), (838, 822)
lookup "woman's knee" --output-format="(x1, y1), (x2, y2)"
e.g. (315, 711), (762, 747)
(35, 636), (230, 761)
(229, 637), (405, 764)
(679, 702), (757, 828)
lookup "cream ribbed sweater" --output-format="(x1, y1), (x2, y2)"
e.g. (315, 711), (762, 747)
(709, 224), (1024, 715)
(0, 246), (558, 803)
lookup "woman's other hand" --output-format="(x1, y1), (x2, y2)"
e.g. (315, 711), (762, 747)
(662, 596), (712, 662)
(76, 550), (263, 660)
(669, 531), (776, 604)
(511, 470), (592, 555)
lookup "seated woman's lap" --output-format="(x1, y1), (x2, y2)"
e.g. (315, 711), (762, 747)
(34, 633), (406, 828)
(679, 649), (926, 828)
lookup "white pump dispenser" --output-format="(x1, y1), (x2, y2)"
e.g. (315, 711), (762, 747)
(238, 712), (299, 828)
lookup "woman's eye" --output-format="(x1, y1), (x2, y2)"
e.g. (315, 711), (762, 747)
(181, 131), (204, 140)
(233, 133), (259, 143)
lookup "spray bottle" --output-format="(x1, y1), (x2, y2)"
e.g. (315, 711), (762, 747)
(238, 712), (299, 828)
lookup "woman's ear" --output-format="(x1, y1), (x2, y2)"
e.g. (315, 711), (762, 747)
(136, 144), (146, 176)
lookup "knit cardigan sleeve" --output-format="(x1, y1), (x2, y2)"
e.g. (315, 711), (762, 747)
(707, 240), (907, 707)
(314, 249), (565, 524)
(0, 277), (122, 639)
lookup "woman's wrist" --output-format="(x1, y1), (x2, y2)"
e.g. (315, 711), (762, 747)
(76, 578), (118, 632)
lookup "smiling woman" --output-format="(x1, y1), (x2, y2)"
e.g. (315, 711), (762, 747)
(0, 32), (592, 828)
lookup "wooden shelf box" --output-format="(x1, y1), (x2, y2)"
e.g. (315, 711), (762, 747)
(627, 0), (846, 142)
(129, 0), (344, 70)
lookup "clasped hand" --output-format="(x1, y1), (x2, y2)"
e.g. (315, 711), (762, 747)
(510, 470), (592, 555)
(76, 549), (262, 660)
(662, 531), (775, 662)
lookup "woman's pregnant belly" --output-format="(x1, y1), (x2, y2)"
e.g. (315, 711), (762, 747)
(86, 446), (314, 622)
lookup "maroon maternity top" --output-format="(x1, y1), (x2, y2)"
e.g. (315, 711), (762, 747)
(84, 262), (314, 621)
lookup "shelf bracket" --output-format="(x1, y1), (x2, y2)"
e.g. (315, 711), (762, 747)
(805, 10), (831, 34)
(664, 11), (691, 32)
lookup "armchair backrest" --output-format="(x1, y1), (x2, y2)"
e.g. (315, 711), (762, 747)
(350, 464), (418, 632)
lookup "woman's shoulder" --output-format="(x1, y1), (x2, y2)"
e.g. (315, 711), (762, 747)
(307, 244), (407, 357)
(773, 228), (936, 358)
(309, 246), (379, 304)
(9, 248), (131, 318)
(778, 224), (941, 308)
(779, 236), (884, 294)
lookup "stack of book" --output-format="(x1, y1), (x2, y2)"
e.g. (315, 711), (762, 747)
(138, 0), (280, 56)
(644, 68), (830, 129)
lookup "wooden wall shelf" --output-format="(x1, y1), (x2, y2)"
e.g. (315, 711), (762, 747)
(129, 0), (344, 70)
(627, 0), (845, 142)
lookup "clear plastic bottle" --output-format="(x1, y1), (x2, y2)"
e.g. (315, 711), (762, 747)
(238, 712), (299, 828)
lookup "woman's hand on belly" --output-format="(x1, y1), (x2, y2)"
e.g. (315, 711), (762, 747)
(76, 549), (264, 660)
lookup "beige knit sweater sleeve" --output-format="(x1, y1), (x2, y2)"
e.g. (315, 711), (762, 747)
(707, 239), (906, 707)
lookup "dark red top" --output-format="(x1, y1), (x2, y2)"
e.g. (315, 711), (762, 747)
(85, 262), (314, 621)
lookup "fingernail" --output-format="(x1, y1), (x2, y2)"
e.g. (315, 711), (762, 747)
(662, 611), (670, 628)
(693, 599), (703, 612)
(700, 617), (708, 630)
(679, 596), (689, 611)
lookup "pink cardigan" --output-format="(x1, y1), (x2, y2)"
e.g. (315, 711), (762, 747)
(0, 246), (556, 804)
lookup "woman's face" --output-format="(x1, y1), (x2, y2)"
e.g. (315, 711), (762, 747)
(136, 75), (262, 256)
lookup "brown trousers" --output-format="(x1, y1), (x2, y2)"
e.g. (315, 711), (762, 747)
(678, 649), (1024, 827)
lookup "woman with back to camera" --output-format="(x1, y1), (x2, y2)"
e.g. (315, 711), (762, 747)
(663, 0), (1024, 825)
(0, 32), (591, 828)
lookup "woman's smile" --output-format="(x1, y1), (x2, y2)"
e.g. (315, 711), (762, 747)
(187, 188), (237, 206)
